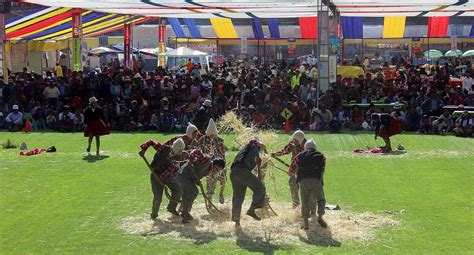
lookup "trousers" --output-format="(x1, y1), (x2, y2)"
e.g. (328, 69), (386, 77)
(299, 178), (325, 219)
(230, 167), (266, 222)
(150, 174), (182, 217)
(289, 175), (300, 205)
(177, 175), (199, 213)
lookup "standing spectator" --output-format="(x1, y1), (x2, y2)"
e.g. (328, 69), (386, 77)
(43, 81), (61, 108)
(55, 63), (63, 77)
(462, 73), (473, 94)
(5, 105), (23, 131)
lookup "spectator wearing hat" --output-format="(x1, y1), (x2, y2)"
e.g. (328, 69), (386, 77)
(391, 102), (406, 124)
(84, 97), (110, 156)
(432, 109), (454, 135)
(5, 105), (23, 131)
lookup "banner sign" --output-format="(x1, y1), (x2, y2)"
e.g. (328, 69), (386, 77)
(158, 24), (165, 67)
(72, 10), (82, 71)
(124, 22), (131, 69)
(288, 38), (296, 54)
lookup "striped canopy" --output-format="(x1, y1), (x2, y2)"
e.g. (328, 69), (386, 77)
(18, 0), (474, 18)
(6, 7), (152, 40)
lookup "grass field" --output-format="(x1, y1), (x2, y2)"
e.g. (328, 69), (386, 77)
(0, 131), (473, 254)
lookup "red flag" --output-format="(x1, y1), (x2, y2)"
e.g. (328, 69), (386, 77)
(24, 119), (31, 133)
(284, 120), (291, 134)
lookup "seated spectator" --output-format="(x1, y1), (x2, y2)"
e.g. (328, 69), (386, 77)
(46, 111), (57, 130)
(421, 91), (444, 116)
(391, 102), (406, 125)
(5, 105), (23, 131)
(453, 111), (473, 137)
(419, 115), (432, 134)
(328, 116), (342, 133)
(150, 110), (160, 131)
(73, 109), (84, 132)
(58, 106), (75, 132)
(432, 109), (454, 134)
(0, 112), (5, 130)
(404, 106), (421, 131)
(350, 105), (365, 130)
(335, 106), (350, 128)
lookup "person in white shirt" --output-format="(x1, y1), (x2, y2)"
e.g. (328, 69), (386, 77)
(462, 73), (473, 94)
(43, 82), (61, 107)
(201, 75), (213, 91)
(73, 109), (84, 132)
(58, 106), (75, 132)
(6, 105), (23, 131)
(390, 102), (406, 124)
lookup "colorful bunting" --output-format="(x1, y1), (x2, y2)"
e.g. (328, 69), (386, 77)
(267, 18), (280, 39)
(428, 17), (450, 37)
(251, 18), (264, 39)
(299, 17), (318, 39)
(183, 18), (202, 38)
(167, 17), (186, 38)
(383, 16), (406, 38)
(210, 18), (238, 38)
(341, 17), (363, 39)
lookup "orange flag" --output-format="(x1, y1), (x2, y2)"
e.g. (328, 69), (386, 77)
(284, 120), (291, 134)
(24, 119), (31, 133)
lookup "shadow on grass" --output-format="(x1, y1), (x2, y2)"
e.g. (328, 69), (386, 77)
(82, 154), (110, 163)
(297, 223), (342, 248)
(235, 229), (284, 255)
(142, 218), (218, 245)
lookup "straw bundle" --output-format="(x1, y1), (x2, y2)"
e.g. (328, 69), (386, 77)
(120, 202), (399, 245)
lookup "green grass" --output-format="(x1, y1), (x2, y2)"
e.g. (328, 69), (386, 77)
(0, 131), (473, 254)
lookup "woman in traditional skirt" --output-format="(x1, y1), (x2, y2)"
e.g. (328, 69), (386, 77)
(84, 97), (110, 155)
(372, 113), (402, 152)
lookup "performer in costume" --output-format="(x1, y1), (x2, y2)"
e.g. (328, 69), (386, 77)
(372, 113), (403, 152)
(178, 151), (225, 224)
(230, 139), (266, 226)
(84, 97), (110, 156)
(165, 123), (201, 150)
(271, 130), (307, 208)
(290, 140), (327, 229)
(139, 138), (185, 220)
(198, 119), (226, 205)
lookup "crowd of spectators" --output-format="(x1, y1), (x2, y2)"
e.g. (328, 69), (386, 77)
(0, 56), (473, 137)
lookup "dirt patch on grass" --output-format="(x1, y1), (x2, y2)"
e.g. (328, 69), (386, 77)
(120, 202), (399, 246)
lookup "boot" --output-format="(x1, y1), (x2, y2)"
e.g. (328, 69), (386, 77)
(317, 216), (328, 228)
(167, 207), (180, 217)
(246, 209), (261, 221)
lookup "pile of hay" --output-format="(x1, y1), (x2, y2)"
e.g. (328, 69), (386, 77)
(120, 202), (399, 245)
(216, 111), (278, 151)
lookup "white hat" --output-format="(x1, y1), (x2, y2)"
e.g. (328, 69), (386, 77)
(292, 130), (305, 144)
(89, 97), (98, 104)
(186, 123), (198, 138)
(206, 118), (218, 136)
(203, 100), (212, 107)
(248, 105), (256, 110)
(0, 112), (3, 117)
(304, 139), (316, 150)
(393, 102), (401, 109)
(171, 138), (185, 154)
(12, 105), (19, 110)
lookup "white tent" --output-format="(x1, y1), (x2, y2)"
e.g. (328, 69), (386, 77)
(160, 47), (209, 70)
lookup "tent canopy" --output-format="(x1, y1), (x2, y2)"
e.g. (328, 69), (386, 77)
(162, 47), (208, 57)
(18, 1), (474, 18)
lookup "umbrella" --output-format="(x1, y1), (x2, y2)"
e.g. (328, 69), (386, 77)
(424, 50), (443, 59)
(461, 50), (474, 58)
(88, 47), (121, 57)
(444, 49), (463, 57)
(138, 47), (174, 57)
